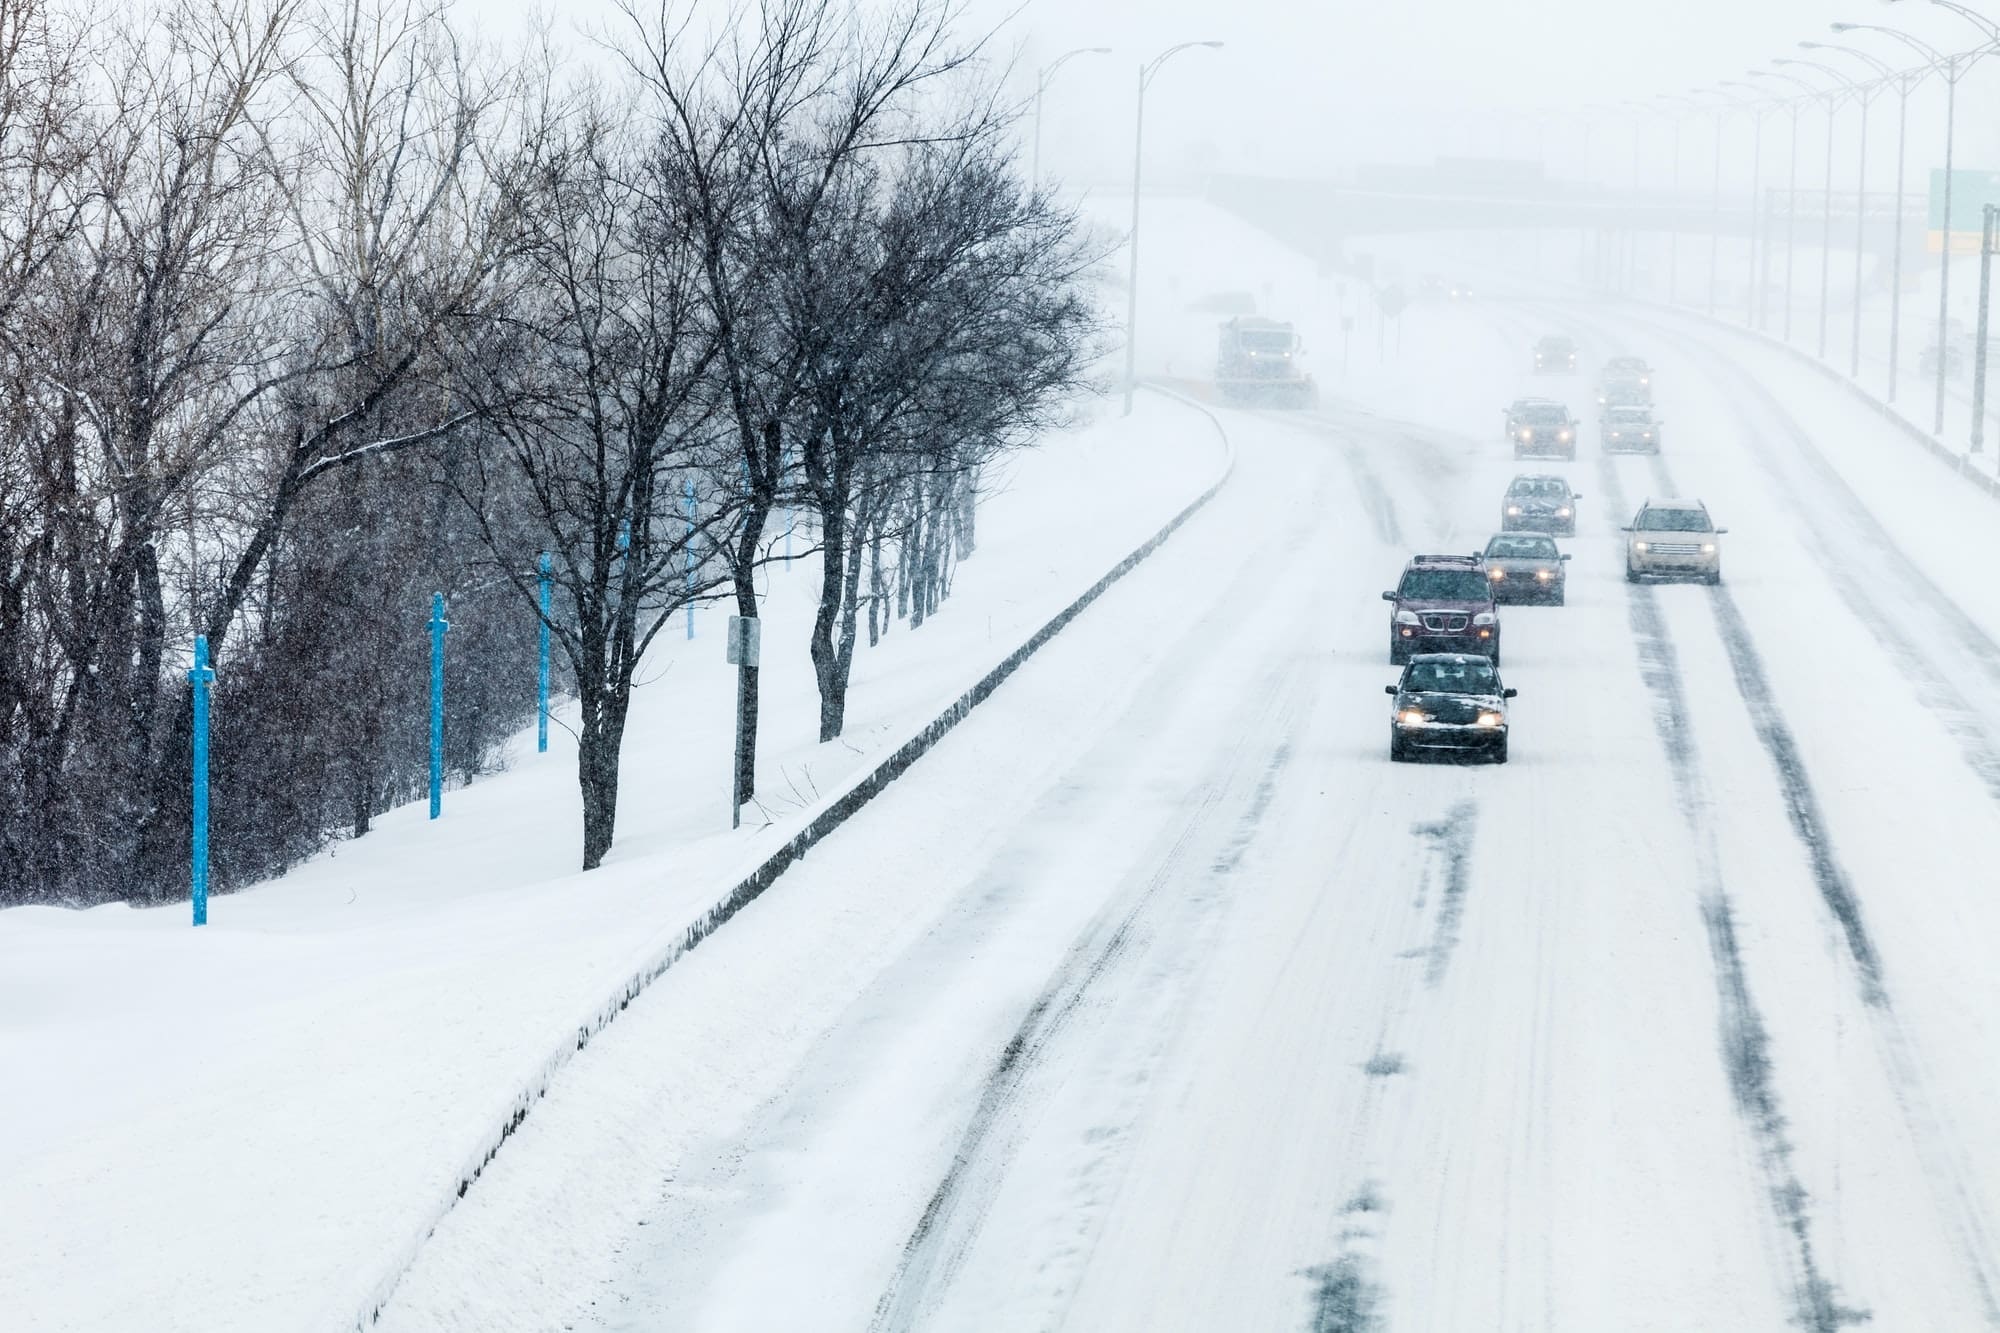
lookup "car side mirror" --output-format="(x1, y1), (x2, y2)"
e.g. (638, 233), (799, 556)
(1714, 527), (1729, 535)
(1381, 590), (1396, 601)
(1619, 526), (1633, 533)
(1560, 553), (1573, 561)
(1503, 688), (1518, 699)
(1385, 685), (1398, 695)
(1572, 494), (1583, 501)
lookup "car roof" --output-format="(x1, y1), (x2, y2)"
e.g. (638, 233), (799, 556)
(1507, 473), (1570, 486)
(1642, 496), (1707, 510)
(1486, 530), (1557, 544)
(1404, 653), (1497, 667)
(1405, 553), (1484, 569)
(1538, 333), (1574, 342)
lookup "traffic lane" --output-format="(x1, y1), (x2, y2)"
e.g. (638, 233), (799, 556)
(911, 403), (1791, 1329)
(580, 412), (1361, 1332)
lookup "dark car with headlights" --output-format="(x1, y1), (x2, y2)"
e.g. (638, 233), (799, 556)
(1500, 473), (1580, 536)
(1386, 654), (1517, 764)
(1481, 532), (1571, 605)
(1534, 334), (1577, 373)
(1384, 555), (1501, 665)
(1600, 404), (1661, 454)
(1504, 399), (1577, 460)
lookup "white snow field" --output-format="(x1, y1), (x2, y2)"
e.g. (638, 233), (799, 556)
(18, 190), (2000, 1333)
(0, 395), (1221, 1333)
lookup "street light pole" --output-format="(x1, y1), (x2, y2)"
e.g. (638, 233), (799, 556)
(1749, 71), (1819, 343)
(1719, 82), (1780, 330)
(1804, 40), (1923, 389)
(1031, 46), (1111, 187)
(1122, 40), (1224, 417)
(1777, 58), (1867, 362)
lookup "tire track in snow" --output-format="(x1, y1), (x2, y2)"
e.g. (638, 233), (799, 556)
(1412, 801), (1478, 988)
(1619, 317), (2000, 1319)
(1595, 450), (1870, 1332)
(868, 677), (1305, 1333)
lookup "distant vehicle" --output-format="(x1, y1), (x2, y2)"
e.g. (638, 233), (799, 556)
(1384, 554), (1501, 665)
(1599, 377), (1652, 411)
(1504, 398), (1577, 460)
(1500, 473), (1580, 536)
(1386, 654), (1517, 764)
(1534, 334), (1578, 372)
(1448, 280), (1475, 301)
(1482, 532), (1571, 605)
(1600, 404), (1661, 454)
(1920, 341), (1966, 381)
(1623, 498), (1727, 584)
(1214, 316), (1318, 409)
(1418, 273), (1448, 301)
(1604, 355), (1652, 387)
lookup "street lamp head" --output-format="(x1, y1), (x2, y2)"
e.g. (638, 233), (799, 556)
(1830, 22), (1861, 33)
(1199, 41), (1225, 48)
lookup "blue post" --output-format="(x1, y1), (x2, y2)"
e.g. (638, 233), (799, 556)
(536, 553), (551, 754)
(188, 636), (214, 927)
(429, 592), (449, 819)
(684, 477), (697, 641)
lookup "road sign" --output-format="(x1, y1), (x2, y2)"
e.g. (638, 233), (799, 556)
(727, 615), (761, 668)
(1928, 169), (2000, 254)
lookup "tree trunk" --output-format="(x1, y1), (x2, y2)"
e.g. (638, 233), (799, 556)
(809, 493), (849, 742)
(576, 684), (629, 870)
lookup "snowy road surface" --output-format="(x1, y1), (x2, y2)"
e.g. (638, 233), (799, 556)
(377, 282), (2000, 1331)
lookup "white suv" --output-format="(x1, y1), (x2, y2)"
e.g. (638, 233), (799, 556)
(1623, 498), (1726, 584)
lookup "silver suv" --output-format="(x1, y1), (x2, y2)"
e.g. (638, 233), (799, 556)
(1623, 498), (1727, 584)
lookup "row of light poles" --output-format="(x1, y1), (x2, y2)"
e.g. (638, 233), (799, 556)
(1031, 41), (1225, 417)
(1626, 3), (1998, 443)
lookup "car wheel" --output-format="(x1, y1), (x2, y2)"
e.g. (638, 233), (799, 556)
(1552, 589), (1566, 607)
(1706, 571), (1723, 586)
(1625, 563), (1640, 584)
(1492, 737), (1509, 765)
(1390, 733), (1410, 763)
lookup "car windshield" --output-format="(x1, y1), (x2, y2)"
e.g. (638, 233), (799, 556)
(1399, 570), (1490, 600)
(1610, 358), (1646, 371)
(1404, 659), (1500, 694)
(1519, 406), (1567, 424)
(1636, 507), (1712, 532)
(1509, 479), (1567, 499)
(1486, 535), (1558, 559)
(1241, 331), (1293, 352)
(1538, 338), (1572, 351)
(1608, 409), (1651, 424)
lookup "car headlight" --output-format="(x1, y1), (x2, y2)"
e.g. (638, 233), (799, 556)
(1397, 709), (1429, 726)
(1473, 612), (1497, 627)
(1519, 430), (1533, 440)
(1394, 610), (1420, 626)
(1506, 505), (1522, 515)
(1610, 431), (1621, 439)
(1488, 568), (1505, 580)
(1557, 507), (1571, 517)
(1633, 541), (1650, 552)
(1535, 569), (1554, 581)
(1702, 543), (1717, 554)
(1558, 429), (1572, 441)
(1476, 712), (1505, 728)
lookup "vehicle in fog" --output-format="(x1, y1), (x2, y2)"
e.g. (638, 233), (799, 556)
(1600, 404), (1661, 454)
(1386, 653), (1516, 764)
(1482, 532), (1571, 605)
(1533, 334), (1577, 372)
(1596, 372), (1652, 408)
(1214, 316), (1318, 408)
(1604, 355), (1652, 387)
(1500, 473), (1580, 535)
(1623, 498), (1726, 584)
(1504, 398), (1577, 460)
(1384, 555), (1502, 664)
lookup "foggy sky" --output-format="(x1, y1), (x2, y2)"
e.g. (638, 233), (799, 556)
(462, 0), (2000, 191)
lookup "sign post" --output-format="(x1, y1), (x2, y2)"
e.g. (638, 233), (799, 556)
(1976, 205), (1998, 456)
(188, 636), (214, 927)
(536, 553), (551, 753)
(726, 615), (761, 829)
(428, 592), (448, 820)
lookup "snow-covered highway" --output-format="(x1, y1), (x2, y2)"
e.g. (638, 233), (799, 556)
(369, 270), (2000, 1331)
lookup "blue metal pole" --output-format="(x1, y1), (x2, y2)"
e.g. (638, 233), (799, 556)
(188, 636), (213, 927)
(685, 478), (697, 640)
(429, 592), (448, 819)
(536, 553), (551, 754)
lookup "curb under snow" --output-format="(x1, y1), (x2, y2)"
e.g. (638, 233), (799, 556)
(350, 386), (1235, 1329)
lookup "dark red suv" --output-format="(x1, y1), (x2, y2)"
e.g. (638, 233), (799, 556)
(1384, 555), (1501, 665)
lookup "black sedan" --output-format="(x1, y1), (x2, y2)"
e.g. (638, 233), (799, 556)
(1481, 532), (1571, 605)
(1387, 654), (1517, 764)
